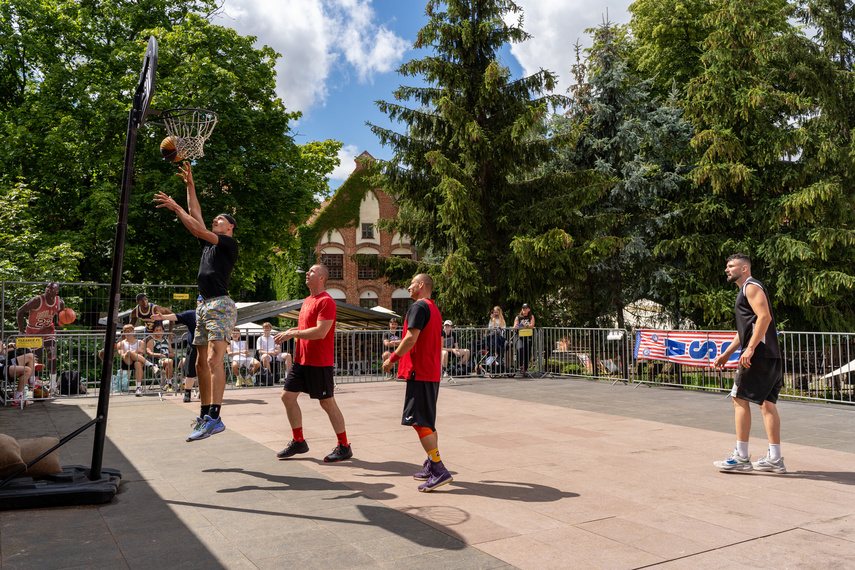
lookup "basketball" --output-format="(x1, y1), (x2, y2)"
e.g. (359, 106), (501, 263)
(160, 136), (185, 162)
(33, 387), (50, 399)
(57, 308), (76, 326)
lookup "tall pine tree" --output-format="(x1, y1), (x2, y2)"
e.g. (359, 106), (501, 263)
(369, 0), (589, 322)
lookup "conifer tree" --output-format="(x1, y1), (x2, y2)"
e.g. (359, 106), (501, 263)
(658, 0), (815, 327)
(369, 0), (591, 322)
(549, 24), (694, 328)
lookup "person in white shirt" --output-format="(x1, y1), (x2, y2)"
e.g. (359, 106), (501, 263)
(228, 328), (260, 386)
(257, 322), (292, 378)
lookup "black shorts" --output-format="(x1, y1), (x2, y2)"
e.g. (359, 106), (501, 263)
(401, 379), (440, 431)
(283, 362), (335, 400)
(120, 359), (134, 371)
(183, 344), (197, 378)
(734, 357), (783, 405)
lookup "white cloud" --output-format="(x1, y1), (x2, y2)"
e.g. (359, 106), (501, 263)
(215, 0), (408, 115)
(329, 144), (361, 180)
(510, 0), (635, 93)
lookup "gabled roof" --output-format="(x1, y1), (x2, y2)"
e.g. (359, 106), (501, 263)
(236, 299), (398, 330)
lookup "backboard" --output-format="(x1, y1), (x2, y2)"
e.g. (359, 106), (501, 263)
(133, 36), (157, 127)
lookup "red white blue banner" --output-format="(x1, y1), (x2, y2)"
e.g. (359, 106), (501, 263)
(634, 329), (740, 368)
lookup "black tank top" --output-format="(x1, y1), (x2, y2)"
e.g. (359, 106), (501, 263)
(735, 277), (780, 359)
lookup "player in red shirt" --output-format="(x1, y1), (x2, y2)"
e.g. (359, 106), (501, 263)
(17, 282), (65, 394)
(383, 273), (452, 492)
(274, 264), (352, 462)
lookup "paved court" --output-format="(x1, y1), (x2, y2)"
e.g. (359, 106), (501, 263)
(1, 376), (853, 569)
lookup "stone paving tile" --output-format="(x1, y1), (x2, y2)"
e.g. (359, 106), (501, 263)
(3, 377), (855, 569)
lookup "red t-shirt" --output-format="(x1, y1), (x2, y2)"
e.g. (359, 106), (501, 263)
(294, 292), (337, 367)
(398, 299), (442, 382)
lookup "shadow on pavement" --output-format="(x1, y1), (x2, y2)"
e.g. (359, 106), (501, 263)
(164, 499), (468, 550)
(0, 401), (222, 567)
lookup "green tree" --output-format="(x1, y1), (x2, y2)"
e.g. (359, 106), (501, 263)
(549, 25), (694, 328)
(0, 182), (82, 284)
(765, 0), (855, 329)
(628, 0), (715, 97)
(0, 0), (338, 295)
(369, 0), (591, 322)
(662, 0), (814, 327)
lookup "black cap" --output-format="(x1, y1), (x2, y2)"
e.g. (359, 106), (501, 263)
(522, 303), (530, 309)
(218, 213), (236, 230)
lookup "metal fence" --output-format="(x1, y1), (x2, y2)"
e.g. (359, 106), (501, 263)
(3, 327), (854, 406)
(1, 280), (199, 335)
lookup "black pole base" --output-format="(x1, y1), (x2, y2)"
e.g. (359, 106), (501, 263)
(0, 465), (121, 511)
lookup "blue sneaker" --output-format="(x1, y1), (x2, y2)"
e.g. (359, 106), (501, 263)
(187, 415), (225, 441)
(713, 448), (753, 472)
(186, 417), (204, 442)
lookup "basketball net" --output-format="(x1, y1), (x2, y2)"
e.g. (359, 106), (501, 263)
(161, 109), (218, 160)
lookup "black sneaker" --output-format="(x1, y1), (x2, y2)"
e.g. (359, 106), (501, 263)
(183, 391), (191, 403)
(324, 443), (353, 463)
(277, 439), (309, 459)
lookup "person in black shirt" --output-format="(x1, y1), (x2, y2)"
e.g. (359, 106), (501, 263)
(514, 304), (535, 376)
(155, 296), (200, 403)
(155, 162), (238, 441)
(712, 253), (786, 474)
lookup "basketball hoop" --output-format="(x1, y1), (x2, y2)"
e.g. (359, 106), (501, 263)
(151, 108), (218, 160)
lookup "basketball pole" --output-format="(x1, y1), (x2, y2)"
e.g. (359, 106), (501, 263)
(89, 52), (152, 482)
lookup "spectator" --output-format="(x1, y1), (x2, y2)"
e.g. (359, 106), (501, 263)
(382, 318), (402, 380)
(117, 324), (159, 396)
(130, 293), (173, 335)
(4, 342), (40, 406)
(486, 306), (507, 361)
(146, 322), (174, 387)
(16, 282), (65, 395)
(514, 303), (535, 376)
(229, 328), (260, 386)
(155, 298), (200, 402)
(440, 320), (470, 373)
(257, 322), (292, 378)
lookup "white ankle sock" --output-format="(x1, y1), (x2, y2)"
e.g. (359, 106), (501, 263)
(736, 441), (749, 458)
(769, 444), (781, 460)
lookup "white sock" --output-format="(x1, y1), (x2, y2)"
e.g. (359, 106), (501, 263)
(736, 441), (749, 458)
(769, 444), (781, 460)
(145, 361), (153, 368)
(14, 391), (22, 399)
(49, 373), (57, 391)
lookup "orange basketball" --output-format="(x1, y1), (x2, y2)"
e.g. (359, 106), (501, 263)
(58, 308), (76, 326)
(160, 136), (185, 162)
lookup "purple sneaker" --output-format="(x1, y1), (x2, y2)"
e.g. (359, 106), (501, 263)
(413, 459), (431, 481)
(418, 460), (453, 492)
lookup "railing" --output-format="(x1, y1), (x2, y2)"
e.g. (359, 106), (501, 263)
(2, 328), (853, 406)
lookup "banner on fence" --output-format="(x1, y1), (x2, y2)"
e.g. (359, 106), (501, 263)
(634, 329), (740, 368)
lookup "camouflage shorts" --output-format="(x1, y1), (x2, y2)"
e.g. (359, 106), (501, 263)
(195, 296), (236, 345)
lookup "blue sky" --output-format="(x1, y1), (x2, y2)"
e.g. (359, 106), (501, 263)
(213, 0), (634, 190)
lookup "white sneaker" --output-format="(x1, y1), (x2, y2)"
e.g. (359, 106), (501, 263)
(152, 364), (160, 375)
(753, 453), (787, 473)
(713, 448), (753, 472)
(135, 386), (143, 397)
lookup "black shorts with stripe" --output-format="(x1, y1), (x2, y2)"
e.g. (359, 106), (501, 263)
(283, 362), (335, 400)
(734, 357), (783, 405)
(183, 344), (197, 378)
(401, 379), (440, 431)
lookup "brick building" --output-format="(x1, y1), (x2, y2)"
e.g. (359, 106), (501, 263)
(313, 151), (416, 315)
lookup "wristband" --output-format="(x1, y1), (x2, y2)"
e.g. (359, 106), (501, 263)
(389, 353), (401, 363)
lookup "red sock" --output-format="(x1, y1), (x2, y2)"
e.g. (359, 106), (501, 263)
(336, 431), (349, 447)
(292, 427), (304, 442)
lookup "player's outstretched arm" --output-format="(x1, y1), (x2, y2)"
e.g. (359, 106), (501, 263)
(154, 190), (220, 243)
(177, 162), (204, 225)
